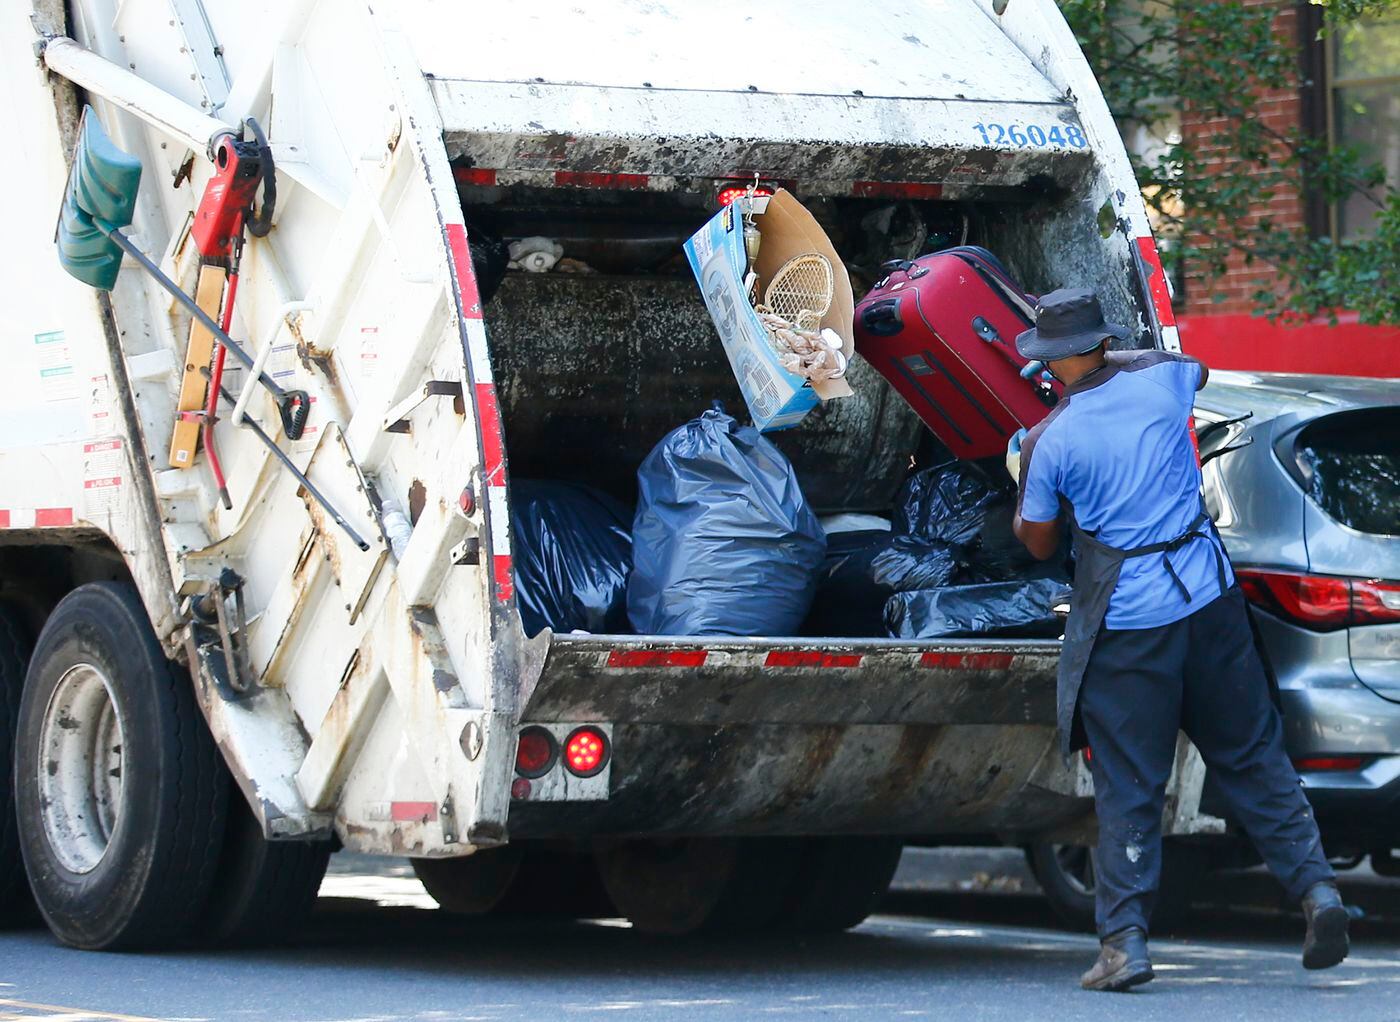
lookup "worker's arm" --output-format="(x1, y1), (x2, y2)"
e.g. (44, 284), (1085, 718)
(1013, 513), (1061, 561)
(1006, 427), (1062, 560)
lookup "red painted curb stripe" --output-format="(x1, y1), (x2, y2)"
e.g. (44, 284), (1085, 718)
(554, 171), (650, 190)
(1135, 236), (1176, 328)
(607, 649), (708, 669)
(390, 801), (439, 822)
(920, 652), (1014, 670)
(444, 222), (483, 321)
(764, 651), (864, 668)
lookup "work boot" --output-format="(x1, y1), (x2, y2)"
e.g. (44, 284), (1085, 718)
(1080, 926), (1153, 992)
(1301, 882), (1350, 970)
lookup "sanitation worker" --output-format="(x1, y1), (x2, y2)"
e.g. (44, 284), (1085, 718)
(1005, 288), (1349, 992)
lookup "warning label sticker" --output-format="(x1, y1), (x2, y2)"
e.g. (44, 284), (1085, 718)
(35, 330), (80, 402)
(82, 439), (125, 519)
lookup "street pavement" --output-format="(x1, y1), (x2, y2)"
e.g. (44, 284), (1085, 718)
(0, 851), (1398, 1021)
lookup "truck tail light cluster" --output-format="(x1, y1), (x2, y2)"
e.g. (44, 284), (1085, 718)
(1236, 569), (1400, 632)
(513, 725), (611, 779)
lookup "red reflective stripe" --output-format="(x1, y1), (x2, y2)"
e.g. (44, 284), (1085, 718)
(475, 382), (506, 487)
(390, 801), (439, 822)
(453, 167), (498, 186)
(764, 651), (864, 668)
(554, 171), (650, 190)
(444, 222), (482, 320)
(920, 652), (1014, 670)
(1135, 236), (1176, 328)
(852, 181), (944, 200)
(0, 511), (8, 528)
(493, 554), (514, 603)
(35, 508), (74, 527)
(607, 649), (709, 668)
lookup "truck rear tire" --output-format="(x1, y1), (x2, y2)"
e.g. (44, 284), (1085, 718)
(414, 847), (523, 914)
(594, 837), (796, 935)
(0, 604), (34, 924)
(14, 583), (229, 949)
(778, 837), (903, 933)
(203, 787), (332, 945)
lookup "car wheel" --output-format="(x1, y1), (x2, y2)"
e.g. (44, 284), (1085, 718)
(15, 583), (229, 949)
(1028, 839), (1202, 933)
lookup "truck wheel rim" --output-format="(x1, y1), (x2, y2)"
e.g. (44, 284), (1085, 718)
(38, 663), (125, 875)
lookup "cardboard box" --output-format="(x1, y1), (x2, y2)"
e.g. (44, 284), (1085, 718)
(684, 189), (854, 431)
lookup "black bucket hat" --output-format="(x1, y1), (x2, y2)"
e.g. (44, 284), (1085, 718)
(1015, 288), (1131, 361)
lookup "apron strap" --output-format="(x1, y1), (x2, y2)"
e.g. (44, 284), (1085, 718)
(1095, 511), (1229, 604)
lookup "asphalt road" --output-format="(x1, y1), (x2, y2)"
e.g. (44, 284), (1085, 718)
(1, 857), (1398, 1022)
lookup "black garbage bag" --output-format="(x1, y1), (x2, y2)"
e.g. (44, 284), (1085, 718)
(896, 462), (1069, 581)
(628, 407), (826, 636)
(511, 480), (632, 637)
(805, 532), (970, 637)
(885, 578), (1064, 639)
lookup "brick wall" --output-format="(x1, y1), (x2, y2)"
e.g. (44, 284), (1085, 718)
(1178, 0), (1308, 317)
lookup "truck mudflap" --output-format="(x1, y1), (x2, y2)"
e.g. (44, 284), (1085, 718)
(507, 634), (1093, 840)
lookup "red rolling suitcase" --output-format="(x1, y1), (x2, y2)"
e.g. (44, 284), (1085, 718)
(854, 246), (1061, 460)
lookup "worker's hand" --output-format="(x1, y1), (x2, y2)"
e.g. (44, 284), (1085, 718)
(1005, 428), (1027, 483)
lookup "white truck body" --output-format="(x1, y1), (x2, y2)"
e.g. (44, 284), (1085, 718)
(1, 0), (1211, 879)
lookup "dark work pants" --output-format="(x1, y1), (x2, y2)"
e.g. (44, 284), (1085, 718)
(1078, 587), (1334, 937)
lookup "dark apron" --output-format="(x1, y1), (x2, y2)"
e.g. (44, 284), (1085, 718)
(1057, 506), (1230, 762)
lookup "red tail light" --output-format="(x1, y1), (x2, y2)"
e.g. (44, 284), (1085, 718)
(1236, 569), (1400, 631)
(515, 726), (558, 779)
(717, 183), (775, 207)
(563, 726), (610, 777)
(1293, 756), (1370, 772)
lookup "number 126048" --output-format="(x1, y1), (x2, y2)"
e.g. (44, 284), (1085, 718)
(973, 122), (1087, 149)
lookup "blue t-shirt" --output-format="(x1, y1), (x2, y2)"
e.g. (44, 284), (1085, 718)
(1019, 350), (1233, 630)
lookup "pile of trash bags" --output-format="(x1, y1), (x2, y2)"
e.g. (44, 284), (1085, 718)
(511, 406), (827, 639)
(807, 461), (1069, 639)
(511, 415), (1065, 642)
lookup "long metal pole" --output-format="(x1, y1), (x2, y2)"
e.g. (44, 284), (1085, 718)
(202, 370), (372, 552)
(97, 220), (289, 401)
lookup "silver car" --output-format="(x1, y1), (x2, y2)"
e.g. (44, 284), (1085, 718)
(1029, 371), (1400, 930)
(1196, 371), (1400, 862)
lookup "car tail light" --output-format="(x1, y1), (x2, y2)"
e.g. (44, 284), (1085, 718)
(515, 726), (558, 779)
(1293, 756), (1371, 772)
(717, 182), (775, 207)
(1235, 569), (1400, 631)
(563, 726), (610, 777)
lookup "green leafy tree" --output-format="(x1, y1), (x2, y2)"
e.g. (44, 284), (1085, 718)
(1060, 0), (1399, 325)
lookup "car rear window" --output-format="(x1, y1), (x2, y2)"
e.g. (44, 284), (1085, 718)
(1294, 409), (1400, 535)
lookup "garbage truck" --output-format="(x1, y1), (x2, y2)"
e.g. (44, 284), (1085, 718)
(0, 0), (1220, 948)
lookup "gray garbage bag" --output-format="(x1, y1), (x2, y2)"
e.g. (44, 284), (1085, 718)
(885, 578), (1064, 639)
(628, 407), (826, 636)
(512, 480), (632, 637)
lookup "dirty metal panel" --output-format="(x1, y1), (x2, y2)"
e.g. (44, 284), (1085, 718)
(484, 274), (922, 512)
(521, 636), (1059, 727)
(299, 424), (390, 623)
(508, 721), (1092, 840)
(406, 0), (1063, 103)
(436, 86), (1092, 191)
